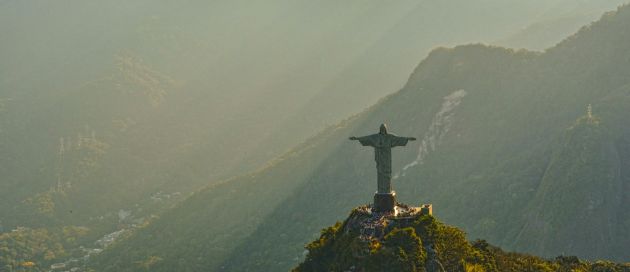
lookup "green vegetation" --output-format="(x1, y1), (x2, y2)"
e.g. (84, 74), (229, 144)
(0, 226), (90, 271)
(295, 210), (630, 272)
(91, 4), (630, 271)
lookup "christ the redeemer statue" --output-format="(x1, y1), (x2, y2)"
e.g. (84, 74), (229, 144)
(350, 123), (416, 212)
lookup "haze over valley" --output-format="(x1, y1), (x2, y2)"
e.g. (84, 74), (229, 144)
(2, 1), (630, 271)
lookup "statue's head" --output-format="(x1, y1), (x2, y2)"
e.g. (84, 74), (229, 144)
(379, 123), (388, 134)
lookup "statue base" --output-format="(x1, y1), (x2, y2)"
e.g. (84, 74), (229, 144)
(419, 204), (433, 216)
(373, 191), (396, 213)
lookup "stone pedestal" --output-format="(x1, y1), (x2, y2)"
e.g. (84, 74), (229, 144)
(419, 204), (433, 216)
(373, 191), (396, 213)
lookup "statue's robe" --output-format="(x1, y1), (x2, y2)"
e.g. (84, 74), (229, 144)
(356, 133), (411, 194)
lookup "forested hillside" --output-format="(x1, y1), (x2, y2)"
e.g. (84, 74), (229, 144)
(92, 5), (630, 271)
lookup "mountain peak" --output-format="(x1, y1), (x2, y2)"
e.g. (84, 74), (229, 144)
(295, 204), (454, 272)
(294, 204), (630, 272)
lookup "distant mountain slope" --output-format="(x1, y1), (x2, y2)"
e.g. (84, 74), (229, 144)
(514, 115), (624, 258)
(92, 5), (630, 271)
(4, 0), (626, 233)
(495, 0), (629, 50)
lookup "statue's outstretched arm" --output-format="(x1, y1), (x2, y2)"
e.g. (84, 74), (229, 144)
(350, 135), (377, 146)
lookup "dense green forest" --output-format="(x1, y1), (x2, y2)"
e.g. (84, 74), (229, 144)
(296, 208), (630, 272)
(91, 4), (630, 271)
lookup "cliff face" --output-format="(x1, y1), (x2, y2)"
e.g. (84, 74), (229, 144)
(294, 205), (630, 272)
